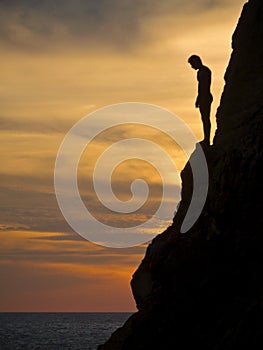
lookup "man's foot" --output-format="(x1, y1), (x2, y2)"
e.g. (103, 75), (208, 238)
(200, 139), (210, 147)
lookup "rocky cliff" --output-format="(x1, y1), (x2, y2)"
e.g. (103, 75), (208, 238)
(98, 0), (263, 348)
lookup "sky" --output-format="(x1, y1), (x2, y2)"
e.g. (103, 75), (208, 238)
(0, 0), (246, 311)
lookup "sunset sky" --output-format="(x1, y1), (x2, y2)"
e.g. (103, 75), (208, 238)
(0, 0), (245, 311)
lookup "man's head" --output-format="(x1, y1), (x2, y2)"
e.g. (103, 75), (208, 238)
(188, 55), (203, 70)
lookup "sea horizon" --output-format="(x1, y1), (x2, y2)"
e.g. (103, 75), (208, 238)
(0, 312), (131, 349)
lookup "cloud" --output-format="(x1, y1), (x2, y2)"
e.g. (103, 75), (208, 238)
(0, 230), (146, 266)
(0, 0), (236, 51)
(0, 0), (148, 50)
(0, 116), (67, 134)
(0, 223), (30, 231)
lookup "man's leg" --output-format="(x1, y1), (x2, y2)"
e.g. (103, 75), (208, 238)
(200, 104), (211, 145)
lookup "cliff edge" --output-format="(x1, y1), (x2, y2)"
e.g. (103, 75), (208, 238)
(98, 0), (263, 348)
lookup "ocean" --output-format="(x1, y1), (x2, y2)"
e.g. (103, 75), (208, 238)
(0, 312), (132, 349)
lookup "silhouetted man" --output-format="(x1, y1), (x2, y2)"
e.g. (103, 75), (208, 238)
(188, 55), (213, 145)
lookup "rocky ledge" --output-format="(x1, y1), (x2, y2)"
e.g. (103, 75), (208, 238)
(98, 0), (263, 348)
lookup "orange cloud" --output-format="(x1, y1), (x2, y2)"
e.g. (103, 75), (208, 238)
(0, 0), (245, 310)
(0, 231), (144, 311)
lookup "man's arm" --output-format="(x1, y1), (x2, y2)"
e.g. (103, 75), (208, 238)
(197, 66), (212, 106)
(195, 70), (201, 108)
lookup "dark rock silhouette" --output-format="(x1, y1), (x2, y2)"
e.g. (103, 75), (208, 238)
(98, 0), (263, 348)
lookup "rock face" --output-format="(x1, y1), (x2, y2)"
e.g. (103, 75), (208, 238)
(98, 1), (263, 348)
